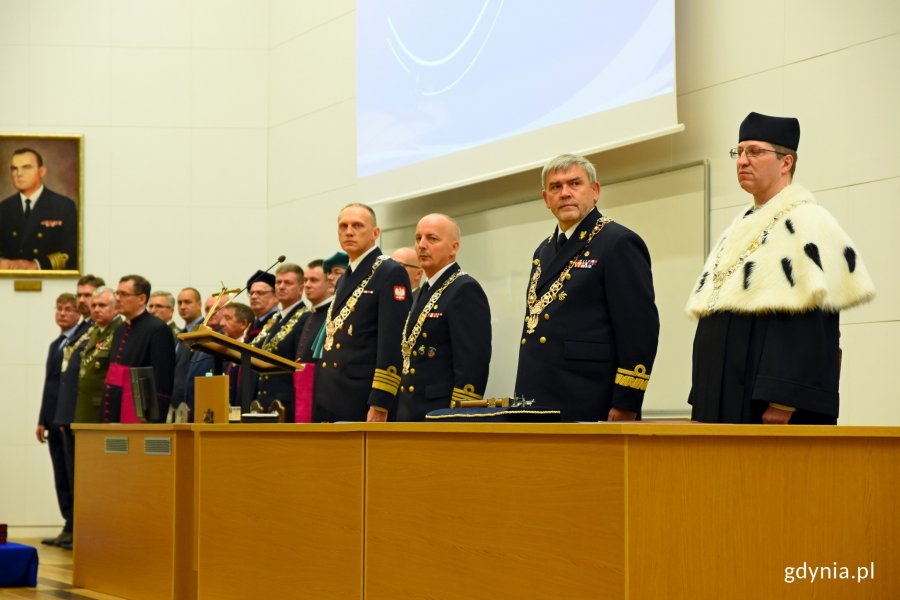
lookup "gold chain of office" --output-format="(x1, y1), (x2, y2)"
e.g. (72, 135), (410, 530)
(260, 305), (309, 353)
(401, 269), (464, 374)
(525, 216), (611, 334)
(323, 255), (389, 351)
(706, 199), (808, 311)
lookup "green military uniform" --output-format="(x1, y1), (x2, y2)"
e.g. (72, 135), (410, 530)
(74, 316), (124, 423)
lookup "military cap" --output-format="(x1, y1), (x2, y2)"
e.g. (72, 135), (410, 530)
(323, 251), (350, 273)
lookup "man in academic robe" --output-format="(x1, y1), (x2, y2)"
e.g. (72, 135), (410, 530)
(686, 112), (875, 424)
(253, 263), (309, 420)
(396, 214), (492, 421)
(243, 271), (279, 343)
(100, 275), (176, 423)
(313, 203), (411, 422)
(514, 153), (660, 422)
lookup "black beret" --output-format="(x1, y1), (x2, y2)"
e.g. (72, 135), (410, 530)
(246, 269), (275, 290)
(323, 251), (349, 273)
(739, 112), (800, 151)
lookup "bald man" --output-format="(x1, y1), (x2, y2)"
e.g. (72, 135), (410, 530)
(396, 214), (492, 421)
(390, 246), (424, 297)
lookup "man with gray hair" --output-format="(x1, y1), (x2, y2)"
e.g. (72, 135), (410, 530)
(514, 153), (659, 421)
(148, 291), (178, 336)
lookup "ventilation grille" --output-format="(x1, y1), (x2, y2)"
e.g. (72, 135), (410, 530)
(144, 437), (172, 456)
(104, 436), (129, 454)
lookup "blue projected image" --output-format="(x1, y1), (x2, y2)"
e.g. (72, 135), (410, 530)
(357, 0), (674, 178)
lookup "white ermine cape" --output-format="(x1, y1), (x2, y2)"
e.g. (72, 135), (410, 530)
(686, 183), (875, 318)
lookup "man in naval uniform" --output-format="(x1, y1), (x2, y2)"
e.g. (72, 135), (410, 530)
(396, 214), (491, 421)
(100, 275), (176, 423)
(314, 203), (411, 422)
(686, 112), (875, 424)
(0, 148), (78, 270)
(514, 154), (659, 422)
(253, 263), (309, 421)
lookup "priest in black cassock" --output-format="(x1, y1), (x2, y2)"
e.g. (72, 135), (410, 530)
(100, 274), (176, 423)
(686, 112), (875, 424)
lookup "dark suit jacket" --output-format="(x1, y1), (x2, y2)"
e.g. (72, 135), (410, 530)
(53, 320), (93, 427)
(396, 264), (492, 421)
(514, 207), (659, 421)
(39, 335), (68, 427)
(0, 188), (78, 269)
(313, 249), (411, 421)
(255, 302), (309, 421)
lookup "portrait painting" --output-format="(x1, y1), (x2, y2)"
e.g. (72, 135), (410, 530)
(0, 133), (82, 276)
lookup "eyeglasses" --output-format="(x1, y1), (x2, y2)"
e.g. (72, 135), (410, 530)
(148, 303), (171, 309)
(248, 290), (274, 297)
(729, 146), (785, 159)
(397, 262), (421, 270)
(55, 306), (79, 313)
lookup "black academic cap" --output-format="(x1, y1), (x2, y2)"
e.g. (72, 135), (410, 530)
(739, 112), (800, 151)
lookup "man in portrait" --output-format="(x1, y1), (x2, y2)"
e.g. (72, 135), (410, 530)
(0, 147), (78, 270)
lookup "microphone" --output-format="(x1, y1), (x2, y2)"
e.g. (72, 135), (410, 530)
(228, 255), (286, 303)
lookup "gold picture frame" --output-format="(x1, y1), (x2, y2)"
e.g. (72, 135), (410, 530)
(0, 133), (83, 277)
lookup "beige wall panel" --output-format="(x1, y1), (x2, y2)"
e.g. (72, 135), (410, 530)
(22, 445), (65, 527)
(267, 100), (357, 205)
(108, 206), (193, 284)
(192, 49), (268, 128)
(111, 48), (192, 127)
(818, 180), (900, 325)
(108, 128), (192, 207)
(111, 0), (191, 47)
(365, 432), (626, 600)
(675, 0), (785, 94)
(0, 47), (30, 119)
(30, 0), (111, 47)
(269, 13), (354, 126)
(186, 206), (269, 290)
(192, 0), (268, 49)
(837, 322), (900, 425)
(269, 0), (354, 47)
(190, 128), (269, 208)
(785, 36), (900, 191)
(266, 192), (354, 266)
(31, 46), (111, 126)
(786, 0), (900, 62)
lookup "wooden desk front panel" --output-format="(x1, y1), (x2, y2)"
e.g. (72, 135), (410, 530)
(73, 428), (193, 600)
(628, 435), (900, 599)
(195, 431), (365, 600)
(365, 432), (626, 600)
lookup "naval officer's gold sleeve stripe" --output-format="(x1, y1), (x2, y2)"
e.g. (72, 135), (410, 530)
(451, 387), (482, 401)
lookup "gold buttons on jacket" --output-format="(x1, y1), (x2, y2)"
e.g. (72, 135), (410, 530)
(409, 386), (415, 392)
(539, 337), (547, 344)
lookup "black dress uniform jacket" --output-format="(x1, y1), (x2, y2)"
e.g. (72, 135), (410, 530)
(515, 207), (659, 421)
(0, 188), (78, 269)
(396, 264), (492, 421)
(313, 248), (411, 422)
(254, 302), (309, 421)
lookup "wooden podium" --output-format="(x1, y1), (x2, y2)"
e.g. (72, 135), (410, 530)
(177, 327), (303, 411)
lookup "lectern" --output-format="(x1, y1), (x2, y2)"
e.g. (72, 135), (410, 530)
(177, 327), (304, 411)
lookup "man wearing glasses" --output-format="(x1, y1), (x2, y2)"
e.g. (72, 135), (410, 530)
(686, 112), (875, 424)
(99, 275), (176, 423)
(243, 271), (279, 343)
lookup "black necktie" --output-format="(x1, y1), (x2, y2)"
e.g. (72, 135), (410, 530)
(336, 267), (352, 296)
(24, 198), (32, 220)
(414, 282), (431, 313)
(557, 232), (567, 252)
